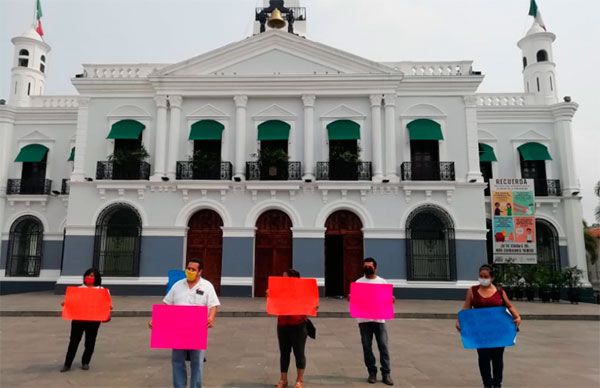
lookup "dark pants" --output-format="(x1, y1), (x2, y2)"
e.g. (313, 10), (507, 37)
(277, 323), (307, 373)
(477, 347), (504, 387)
(64, 320), (101, 368)
(358, 322), (390, 375)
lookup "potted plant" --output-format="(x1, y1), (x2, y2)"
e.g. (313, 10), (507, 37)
(522, 264), (538, 302)
(549, 269), (565, 302)
(329, 144), (361, 180)
(254, 148), (289, 180)
(108, 145), (149, 179)
(563, 266), (583, 304)
(189, 151), (220, 180)
(494, 262), (516, 300)
(535, 266), (552, 303)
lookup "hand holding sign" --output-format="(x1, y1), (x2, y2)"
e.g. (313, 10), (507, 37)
(62, 286), (112, 321)
(150, 305), (208, 350)
(349, 282), (394, 320)
(457, 307), (518, 349)
(266, 276), (319, 316)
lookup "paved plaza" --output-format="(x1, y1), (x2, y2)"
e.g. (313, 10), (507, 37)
(1, 315), (599, 387)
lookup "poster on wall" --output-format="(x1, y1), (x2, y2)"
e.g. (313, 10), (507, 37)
(490, 178), (536, 264)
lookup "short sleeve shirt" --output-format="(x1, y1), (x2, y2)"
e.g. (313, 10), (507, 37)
(163, 277), (220, 308)
(355, 275), (388, 324)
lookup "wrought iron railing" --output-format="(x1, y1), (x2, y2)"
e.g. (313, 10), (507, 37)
(176, 161), (233, 180)
(7, 255), (41, 277)
(96, 161), (151, 180)
(255, 7), (306, 21)
(401, 162), (455, 181)
(6, 179), (52, 195)
(61, 179), (70, 195)
(246, 161), (302, 181)
(316, 161), (372, 181)
(534, 179), (562, 197)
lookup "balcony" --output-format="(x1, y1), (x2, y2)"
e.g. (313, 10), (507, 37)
(401, 162), (455, 181)
(96, 161), (151, 180)
(316, 161), (372, 181)
(7, 179), (52, 195)
(246, 161), (302, 181)
(534, 179), (562, 197)
(176, 161), (233, 180)
(61, 179), (70, 195)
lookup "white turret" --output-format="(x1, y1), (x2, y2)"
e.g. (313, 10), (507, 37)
(517, 21), (558, 105)
(9, 27), (51, 107)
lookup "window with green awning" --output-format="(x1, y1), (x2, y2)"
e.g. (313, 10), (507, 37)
(15, 144), (49, 162)
(257, 120), (291, 141)
(327, 120), (360, 140)
(479, 143), (497, 162)
(107, 119), (145, 140)
(407, 119), (444, 140)
(189, 120), (224, 140)
(68, 147), (75, 161)
(518, 142), (552, 161)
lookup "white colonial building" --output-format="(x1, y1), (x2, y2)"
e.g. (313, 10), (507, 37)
(0, 1), (589, 297)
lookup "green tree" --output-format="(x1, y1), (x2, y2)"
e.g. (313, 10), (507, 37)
(584, 221), (598, 265)
(595, 181), (600, 222)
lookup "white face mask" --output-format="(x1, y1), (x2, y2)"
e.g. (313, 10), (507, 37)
(478, 278), (492, 287)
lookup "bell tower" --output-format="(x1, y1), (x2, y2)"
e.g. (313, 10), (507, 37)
(9, 27), (50, 107)
(254, 0), (307, 37)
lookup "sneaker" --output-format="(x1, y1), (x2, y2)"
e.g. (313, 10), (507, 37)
(382, 374), (394, 386)
(81, 364), (90, 370)
(60, 366), (70, 373)
(367, 373), (377, 384)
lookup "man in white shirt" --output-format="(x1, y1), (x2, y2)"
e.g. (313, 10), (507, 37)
(355, 257), (394, 385)
(160, 258), (220, 388)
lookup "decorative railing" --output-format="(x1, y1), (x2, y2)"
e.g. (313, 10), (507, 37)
(388, 61), (474, 76)
(476, 93), (534, 107)
(176, 161), (233, 180)
(534, 179), (562, 197)
(401, 162), (455, 181)
(316, 161), (372, 181)
(61, 179), (70, 195)
(30, 96), (79, 108)
(255, 6), (306, 21)
(79, 64), (165, 79)
(96, 161), (151, 180)
(246, 161), (302, 181)
(6, 179), (52, 195)
(7, 255), (41, 277)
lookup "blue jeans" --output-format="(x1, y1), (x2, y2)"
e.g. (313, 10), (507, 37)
(172, 349), (205, 388)
(358, 322), (391, 375)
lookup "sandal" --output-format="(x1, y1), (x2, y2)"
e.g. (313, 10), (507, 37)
(294, 382), (304, 388)
(276, 380), (288, 388)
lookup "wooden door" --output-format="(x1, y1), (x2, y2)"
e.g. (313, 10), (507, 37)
(325, 211), (364, 297)
(254, 210), (292, 297)
(187, 210), (223, 295)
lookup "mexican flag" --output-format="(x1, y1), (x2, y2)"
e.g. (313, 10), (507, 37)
(35, 0), (44, 36)
(528, 0), (546, 30)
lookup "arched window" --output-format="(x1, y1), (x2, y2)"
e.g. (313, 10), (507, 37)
(93, 204), (142, 276)
(536, 50), (548, 62)
(406, 206), (456, 281)
(40, 55), (46, 73)
(18, 49), (29, 67)
(536, 219), (560, 271)
(6, 216), (43, 276)
(522, 57), (528, 69)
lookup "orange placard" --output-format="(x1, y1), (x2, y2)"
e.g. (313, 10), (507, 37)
(266, 276), (319, 316)
(62, 286), (112, 321)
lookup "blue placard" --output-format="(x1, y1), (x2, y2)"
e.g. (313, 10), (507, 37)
(166, 270), (186, 293)
(458, 307), (518, 349)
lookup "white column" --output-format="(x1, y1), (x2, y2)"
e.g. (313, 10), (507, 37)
(71, 97), (90, 182)
(302, 95), (316, 181)
(369, 95), (384, 181)
(166, 95), (183, 180)
(150, 95), (168, 181)
(563, 197), (590, 284)
(0, 113), (15, 263)
(233, 95), (248, 180)
(384, 94), (399, 182)
(464, 95), (483, 182)
(552, 103), (579, 193)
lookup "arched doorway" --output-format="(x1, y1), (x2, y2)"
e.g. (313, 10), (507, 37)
(406, 206), (456, 281)
(6, 215), (43, 276)
(93, 204), (142, 276)
(254, 210), (293, 297)
(187, 209), (224, 295)
(536, 219), (560, 271)
(324, 210), (364, 297)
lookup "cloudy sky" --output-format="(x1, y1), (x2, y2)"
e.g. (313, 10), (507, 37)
(1, 0), (598, 222)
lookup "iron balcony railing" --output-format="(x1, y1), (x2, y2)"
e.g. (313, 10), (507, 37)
(96, 161), (151, 180)
(534, 179), (562, 197)
(401, 161), (455, 181)
(61, 179), (70, 195)
(6, 179), (52, 195)
(246, 161), (302, 181)
(316, 161), (372, 181)
(176, 161), (233, 180)
(7, 255), (41, 277)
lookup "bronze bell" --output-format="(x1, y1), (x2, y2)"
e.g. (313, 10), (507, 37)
(267, 8), (286, 29)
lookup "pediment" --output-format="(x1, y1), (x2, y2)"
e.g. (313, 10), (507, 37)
(153, 30), (398, 77)
(187, 104), (229, 119)
(477, 129), (497, 142)
(321, 104), (366, 120)
(107, 104), (151, 119)
(252, 104), (297, 120)
(19, 130), (53, 142)
(511, 130), (550, 142)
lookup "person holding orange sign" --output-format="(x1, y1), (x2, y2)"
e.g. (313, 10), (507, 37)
(60, 268), (111, 372)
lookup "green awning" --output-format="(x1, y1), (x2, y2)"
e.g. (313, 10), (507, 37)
(257, 120), (290, 141)
(107, 119), (145, 140)
(479, 143), (497, 162)
(15, 144), (49, 162)
(518, 142), (552, 161)
(327, 120), (360, 140)
(189, 120), (224, 140)
(68, 147), (75, 161)
(407, 119), (444, 140)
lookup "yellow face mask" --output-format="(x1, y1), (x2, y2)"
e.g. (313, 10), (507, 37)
(185, 270), (198, 282)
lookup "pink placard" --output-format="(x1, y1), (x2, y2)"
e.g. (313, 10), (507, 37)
(349, 282), (394, 320)
(150, 305), (208, 350)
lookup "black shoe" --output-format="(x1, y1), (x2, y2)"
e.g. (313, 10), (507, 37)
(60, 366), (70, 373)
(367, 373), (377, 384)
(382, 374), (394, 385)
(81, 364), (89, 370)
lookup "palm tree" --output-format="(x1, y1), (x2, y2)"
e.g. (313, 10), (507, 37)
(595, 181), (600, 223)
(584, 221), (598, 265)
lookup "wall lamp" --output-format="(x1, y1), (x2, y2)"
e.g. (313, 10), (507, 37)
(161, 176), (169, 182)
(382, 179), (390, 183)
(84, 177), (93, 182)
(233, 176), (241, 182)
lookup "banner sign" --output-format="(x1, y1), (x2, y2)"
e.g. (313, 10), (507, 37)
(266, 277), (319, 316)
(62, 286), (112, 321)
(349, 282), (394, 320)
(458, 307), (518, 349)
(150, 305), (208, 350)
(490, 178), (536, 264)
